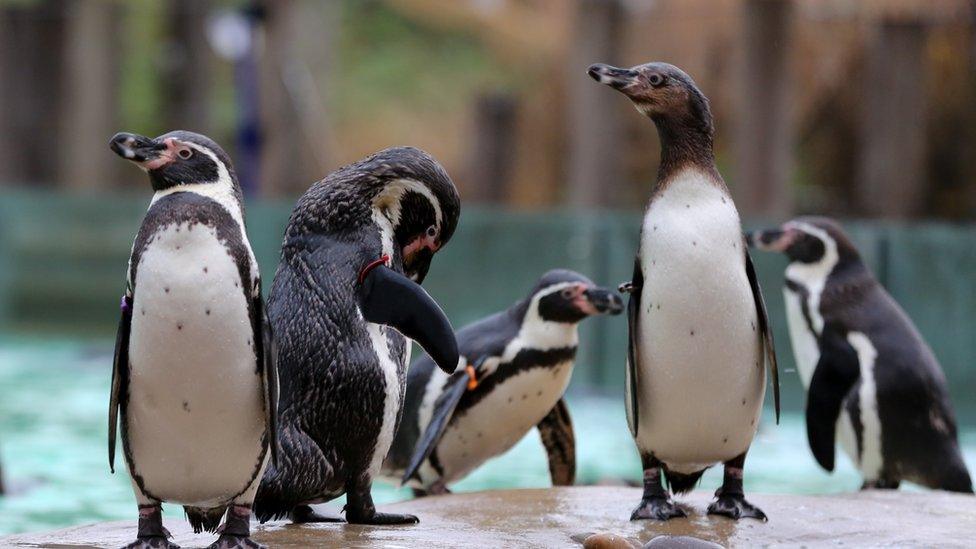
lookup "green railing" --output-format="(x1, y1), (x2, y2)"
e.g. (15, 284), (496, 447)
(1, 189), (974, 417)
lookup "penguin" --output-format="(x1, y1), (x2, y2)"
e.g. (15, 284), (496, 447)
(384, 269), (624, 495)
(588, 62), (780, 521)
(748, 217), (973, 493)
(108, 131), (278, 549)
(253, 147), (461, 525)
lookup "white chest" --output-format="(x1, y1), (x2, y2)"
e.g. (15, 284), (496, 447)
(434, 360), (574, 484)
(125, 222), (265, 506)
(632, 174), (764, 468)
(783, 285), (821, 387)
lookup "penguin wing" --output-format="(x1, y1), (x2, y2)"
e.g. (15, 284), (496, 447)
(252, 291), (280, 467)
(108, 291), (132, 474)
(537, 398), (575, 486)
(806, 323), (860, 472)
(745, 249), (780, 423)
(625, 258), (643, 438)
(400, 368), (470, 485)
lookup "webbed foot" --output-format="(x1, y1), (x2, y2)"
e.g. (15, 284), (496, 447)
(291, 504), (345, 523)
(346, 510), (419, 525)
(120, 538), (180, 549)
(630, 496), (686, 521)
(206, 534), (265, 549)
(707, 489), (767, 521)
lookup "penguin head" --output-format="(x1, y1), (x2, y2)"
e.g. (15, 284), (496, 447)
(527, 269), (624, 324)
(747, 217), (861, 266)
(587, 61), (713, 135)
(290, 146), (460, 283)
(110, 130), (239, 194)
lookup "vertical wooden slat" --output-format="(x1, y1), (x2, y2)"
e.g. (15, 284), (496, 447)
(735, 0), (794, 217)
(566, 0), (624, 208)
(856, 19), (928, 218)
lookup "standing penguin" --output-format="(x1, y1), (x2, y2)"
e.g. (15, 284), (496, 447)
(108, 131), (278, 549)
(588, 62), (780, 521)
(253, 147), (461, 525)
(748, 217), (972, 493)
(384, 269), (623, 495)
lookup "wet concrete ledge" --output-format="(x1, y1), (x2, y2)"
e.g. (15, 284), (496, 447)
(2, 487), (974, 548)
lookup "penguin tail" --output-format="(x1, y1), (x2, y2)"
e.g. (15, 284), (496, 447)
(662, 468), (705, 495)
(935, 458), (974, 494)
(184, 505), (225, 534)
(252, 467), (296, 523)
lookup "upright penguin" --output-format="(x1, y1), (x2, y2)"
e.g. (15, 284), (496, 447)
(254, 147), (461, 524)
(589, 62), (779, 521)
(384, 269), (623, 495)
(108, 131), (278, 549)
(748, 217), (972, 493)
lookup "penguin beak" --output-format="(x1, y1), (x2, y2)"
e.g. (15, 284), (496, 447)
(403, 248), (433, 284)
(582, 287), (624, 315)
(746, 228), (794, 253)
(587, 63), (639, 91)
(109, 132), (170, 168)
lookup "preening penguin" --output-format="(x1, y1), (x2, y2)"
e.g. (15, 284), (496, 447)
(253, 147), (461, 525)
(384, 269), (623, 495)
(589, 62), (780, 521)
(748, 217), (972, 493)
(108, 131), (278, 549)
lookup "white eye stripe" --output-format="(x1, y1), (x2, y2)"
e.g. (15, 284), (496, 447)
(372, 178), (443, 229)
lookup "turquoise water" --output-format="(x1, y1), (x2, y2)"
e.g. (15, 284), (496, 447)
(1, 338), (974, 536)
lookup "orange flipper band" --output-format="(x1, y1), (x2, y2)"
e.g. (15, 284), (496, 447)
(466, 365), (478, 391)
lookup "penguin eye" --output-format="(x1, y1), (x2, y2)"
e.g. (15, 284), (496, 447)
(648, 73), (665, 87)
(177, 148), (193, 160)
(560, 289), (574, 299)
(426, 225), (437, 238)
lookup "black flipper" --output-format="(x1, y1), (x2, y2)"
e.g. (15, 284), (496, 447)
(745, 249), (780, 423)
(806, 323), (860, 472)
(252, 291), (280, 467)
(624, 258), (643, 438)
(109, 293), (132, 474)
(537, 398), (575, 486)
(400, 367), (470, 485)
(359, 264), (459, 374)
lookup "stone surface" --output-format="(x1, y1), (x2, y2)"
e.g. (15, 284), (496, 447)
(2, 487), (974, 548)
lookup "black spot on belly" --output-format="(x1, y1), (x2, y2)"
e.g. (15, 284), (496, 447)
(742, 398), (747, 406)
(690, 329), (695, 336)
(177, 323), (183, 330)
(656, 304), (661, 310)
(183, 401), (190, 412)
(176, 245), (181, 250)
(507, 397), (513, 403)
(205, 309), (211, 315)
(685, 204), (690, 209)
(721, 197), (726, 204)
(723, 437), (728, 444)
(203, 267), (208, 274)
(164, 287), (170, 294)
(141, 309), (145, 316)
(653, 225), (658, 231)
(476, 432), (483, 438)
(536, 390), (543, 397)
(521, 394), (528, 401)
(751, 321), (756, 331)
(692, 241), (697, 246)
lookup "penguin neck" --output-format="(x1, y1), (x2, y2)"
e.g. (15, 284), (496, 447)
(513, 300), (579, 351)
(651, 113), (721, 189)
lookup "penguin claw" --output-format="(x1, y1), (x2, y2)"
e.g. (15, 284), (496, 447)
(707, 494), (767, 521)
(120, 537), (181, 549)
(630, 497), (686, 521)
(205, 534), (266, 549)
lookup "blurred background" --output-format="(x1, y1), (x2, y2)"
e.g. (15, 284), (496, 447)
(1, 0), (975, 536)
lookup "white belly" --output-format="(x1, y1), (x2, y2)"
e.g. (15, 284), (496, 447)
(434, 361), (573, 484)
(632, 176), (764, 470)
(125, 222), (266, 507)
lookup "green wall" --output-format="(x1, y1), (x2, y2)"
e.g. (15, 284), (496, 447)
(1, 190), (973, 418)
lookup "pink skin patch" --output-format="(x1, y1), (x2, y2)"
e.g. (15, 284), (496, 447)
(762, 226), (800, 252)
(138, 138), (186, 170)
(402, 228), (441, 263)
(569, 284), (600, 316)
